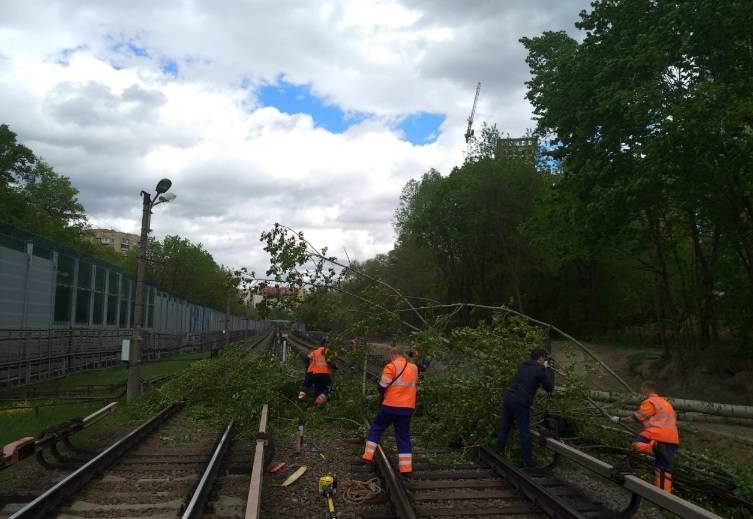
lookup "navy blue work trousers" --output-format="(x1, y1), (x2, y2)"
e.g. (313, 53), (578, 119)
(303, 373), (332, 398)
(497, 394), (532, 466)
(367, 406), (412, 455)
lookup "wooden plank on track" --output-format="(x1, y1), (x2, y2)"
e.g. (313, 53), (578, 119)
(244, 404), (268, 519)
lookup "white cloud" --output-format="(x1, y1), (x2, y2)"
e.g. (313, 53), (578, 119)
(0, 0), (590, 275)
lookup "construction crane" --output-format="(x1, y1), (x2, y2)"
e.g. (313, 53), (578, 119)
(464, 82), (481, 143)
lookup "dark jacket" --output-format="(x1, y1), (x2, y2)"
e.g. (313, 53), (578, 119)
(505, 359), (555, 406)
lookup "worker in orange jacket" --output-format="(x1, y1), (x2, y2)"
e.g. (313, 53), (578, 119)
(298, 339), (333, 406)
(362, 346), (418, 474)
(611, 381), (679, 492)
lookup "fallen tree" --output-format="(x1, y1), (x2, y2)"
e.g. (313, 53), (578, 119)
(591, 390), (753, 420)
(613, 409), (753, 428)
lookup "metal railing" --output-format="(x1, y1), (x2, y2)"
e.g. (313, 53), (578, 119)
(530, 430), (723, 519)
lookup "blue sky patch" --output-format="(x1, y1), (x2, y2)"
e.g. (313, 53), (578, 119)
(111, 41), (150, 58)
(256, 78), (445, 144)
(536, 139), (562, 171)
(161, 59), (178, 77)
(257, 79), (365, 133)
(398, 112), (445, 145)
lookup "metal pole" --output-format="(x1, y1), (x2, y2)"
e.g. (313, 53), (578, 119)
(127, 192), (152, 402)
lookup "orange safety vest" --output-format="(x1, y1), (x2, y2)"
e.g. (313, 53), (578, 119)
(307, 347), (331, 375)
(381, 356), (418, 409)
(634, 394), (679, 445)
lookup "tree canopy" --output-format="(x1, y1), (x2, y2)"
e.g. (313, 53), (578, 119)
(520, 0), (753, 354)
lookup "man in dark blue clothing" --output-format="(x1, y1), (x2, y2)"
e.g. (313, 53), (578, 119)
(497, 348), (555, 466)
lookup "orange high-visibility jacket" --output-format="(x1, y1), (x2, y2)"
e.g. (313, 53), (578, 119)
(633, 394), (679, 445)
(380, 356), (418, 409)
(307, 347), (331, 375)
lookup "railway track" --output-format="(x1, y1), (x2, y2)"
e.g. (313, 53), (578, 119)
(358, 450), (614, 518)
(287, 333), (724, 519)
(1, 333), (275, 519)
(4, 406), (225, 518)
(8, 332), (718, 517)
(245, 331), (274, 354)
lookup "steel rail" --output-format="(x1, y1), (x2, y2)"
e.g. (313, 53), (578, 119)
(374, 443), (418, 519)
(248, 331), (273, 350)
(480, 447), (588, 519)
(181, 420), (235, 519)
(244, 404), (269, 519)
(9, 403), (180, 519)
(530, 431), (723, 519)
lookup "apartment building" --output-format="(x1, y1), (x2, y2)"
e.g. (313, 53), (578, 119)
(92, 229), (140, 256)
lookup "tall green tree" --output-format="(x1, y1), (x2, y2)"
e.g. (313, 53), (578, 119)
(1, 124), (87, 246)
(141, 235), (249, 314)
(521, 0), (753, 353)
(395, 125), (549, 316)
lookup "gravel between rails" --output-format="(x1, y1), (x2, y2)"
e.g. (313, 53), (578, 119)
(202, 438), (254, 519)
(53, 411), (220, 518)
(260, 433), (391, 519)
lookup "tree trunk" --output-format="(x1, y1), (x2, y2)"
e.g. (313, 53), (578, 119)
(590, 390), (753, 419)
(688, 212), (720, 350)
(614, 409), (753, 428)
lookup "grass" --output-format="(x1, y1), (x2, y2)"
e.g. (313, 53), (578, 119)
(0, 351), (209, 446)
(0, 402), (104, 446)
(3, 352), (209, 394)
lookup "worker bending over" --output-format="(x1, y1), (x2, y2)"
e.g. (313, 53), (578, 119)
(298, 339), (333, 406)
(362, 346), (418, 474)
(611, 381), (678, 492)
(497, 348), (555, 467)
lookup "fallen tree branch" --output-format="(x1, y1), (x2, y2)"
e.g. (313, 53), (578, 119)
(402, 302), (634, 393)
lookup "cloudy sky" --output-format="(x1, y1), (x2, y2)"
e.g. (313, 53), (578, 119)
(0, 0), (589, 274)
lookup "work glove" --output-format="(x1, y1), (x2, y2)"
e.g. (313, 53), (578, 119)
(610, 416), (621, 423)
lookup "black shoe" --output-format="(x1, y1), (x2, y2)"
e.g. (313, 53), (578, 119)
(352, 457), (373, 465)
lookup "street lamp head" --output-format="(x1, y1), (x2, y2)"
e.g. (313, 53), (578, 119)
(155, 178), (172, 194)
(158, 192), (177, 203)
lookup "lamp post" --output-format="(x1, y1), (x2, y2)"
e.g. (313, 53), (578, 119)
(127, 178), (176, 402)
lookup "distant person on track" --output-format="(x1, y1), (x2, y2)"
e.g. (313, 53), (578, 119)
(611, 381), (678, 492)
(362, 345), (418, 474)
(298, 338), (333, 407)
(497, 348), (555, 467)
